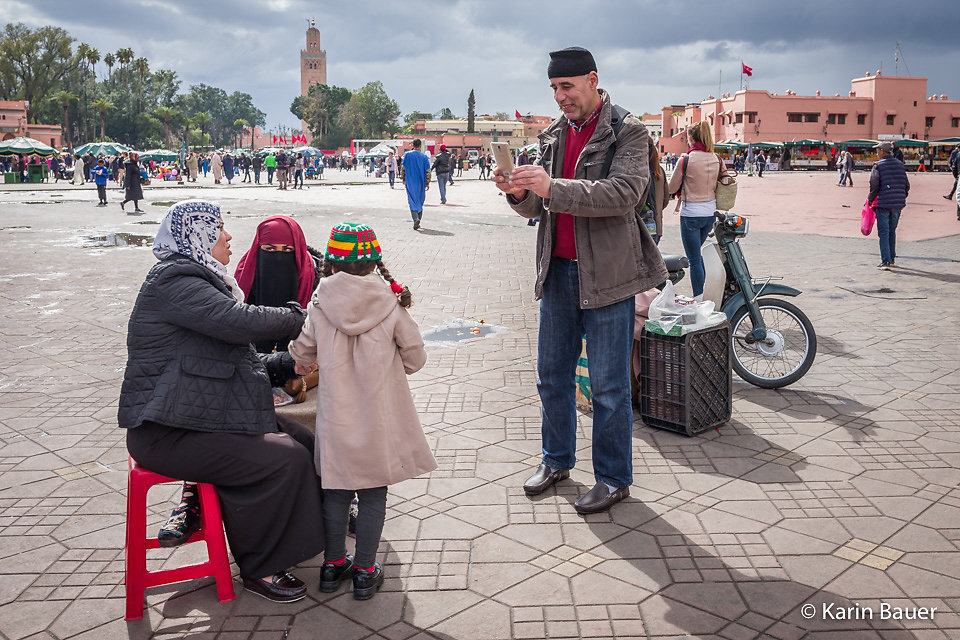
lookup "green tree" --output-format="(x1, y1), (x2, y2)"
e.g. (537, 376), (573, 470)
(133, 57), (148, 112)
(0, 24), (77, 123)
(494, 111), (511, 121)
(153, 106), (180, 147)
(190, 111), (212, 141)
(103, 52), (115, 77)
(467, 89), (475, 133)
(233, 118), (249, 149)
(86, 46), (99, 99)
(116, 47), (133, 88)
(51, 90), (76, 148)
(91, 98), (114, 140)
(291, 83), (352, 144)
(435, 107), (454, 120)
(351, 81), (401, 137)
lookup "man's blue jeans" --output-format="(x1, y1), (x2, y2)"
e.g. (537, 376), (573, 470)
(267, 167), (275, 184)
(436, 172), (448, 203)
(537, 257), (635, 488)
(876, 207), (901, 264)
(680, 215), (715, 297)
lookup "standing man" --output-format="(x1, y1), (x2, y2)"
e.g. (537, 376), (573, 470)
(187, 153), (198, 182)
(385, 151), (397, 189)
(252, 153), (263, 184)
(477, 153), (486, 179)
(431, 144), (452, 205)
(944, 144), (959, 200)
(869, 141), (909, 270)
(401, 139), (430, 230)
(756, 150), (766, 178)
(264, 151), (276, 184)
(276, 150), (289, 190)
(241, 153), (252, 183)
(494, 47), (666, 514)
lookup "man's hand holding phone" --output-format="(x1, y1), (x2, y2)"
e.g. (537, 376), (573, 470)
(506, 165), (552, 199)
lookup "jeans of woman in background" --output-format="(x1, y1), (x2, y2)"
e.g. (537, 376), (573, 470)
(680, 215), (715, 297)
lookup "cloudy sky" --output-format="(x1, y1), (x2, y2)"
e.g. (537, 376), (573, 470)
(5, 0), (960, 133)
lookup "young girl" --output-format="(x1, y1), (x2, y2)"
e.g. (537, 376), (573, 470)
(288, 222), (436, 600)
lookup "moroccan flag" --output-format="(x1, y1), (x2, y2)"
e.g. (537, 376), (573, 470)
(742, 62), (753, 77)
(515, 110), (523, 120)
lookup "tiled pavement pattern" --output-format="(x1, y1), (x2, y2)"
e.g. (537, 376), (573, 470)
(0, 174), (959, 639)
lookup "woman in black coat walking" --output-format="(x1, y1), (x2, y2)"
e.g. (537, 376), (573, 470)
(121, 152), (145, 213)
(119, 200), (325, 603)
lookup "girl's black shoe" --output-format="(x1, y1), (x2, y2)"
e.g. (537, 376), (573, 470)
(157, 504), (201, 547)
(319, 555), (355, 592)
(352, 562), (384, 600)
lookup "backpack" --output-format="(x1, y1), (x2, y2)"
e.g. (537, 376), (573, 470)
(599, 104), (658, 237)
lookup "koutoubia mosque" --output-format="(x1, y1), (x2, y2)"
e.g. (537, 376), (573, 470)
(299, 20), (327, 141)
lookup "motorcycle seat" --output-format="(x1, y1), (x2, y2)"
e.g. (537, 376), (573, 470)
(660, 254), (689, 272)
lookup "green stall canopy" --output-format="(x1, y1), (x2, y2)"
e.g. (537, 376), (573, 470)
(0, 136), (56, 157)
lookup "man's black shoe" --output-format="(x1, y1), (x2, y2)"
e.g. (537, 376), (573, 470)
(413, 217), (421, 230)
(157, 505), (201, 547)
(574, 482), (629, 514)
(523, 464), (569, 495)
(944, 195), (953, 200)
(352, 563), (384, 600)
(242, 571), (307, 603)
(319, 556), (355, 592)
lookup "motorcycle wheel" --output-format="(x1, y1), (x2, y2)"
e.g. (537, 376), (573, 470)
(729, 298), (816, 388)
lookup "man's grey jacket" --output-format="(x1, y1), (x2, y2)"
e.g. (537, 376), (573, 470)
(509, 90), (667, 309)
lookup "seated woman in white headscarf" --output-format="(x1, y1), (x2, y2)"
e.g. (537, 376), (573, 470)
(118, 200), (324, 603)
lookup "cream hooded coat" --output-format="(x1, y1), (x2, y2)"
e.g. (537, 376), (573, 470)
(288, 271), (436, 490)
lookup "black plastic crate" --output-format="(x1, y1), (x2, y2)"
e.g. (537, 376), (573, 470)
(639, 322), (732, 436)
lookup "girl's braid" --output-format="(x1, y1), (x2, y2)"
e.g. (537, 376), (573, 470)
(376, 259), (412, 308)
(319, 257), (335, 278)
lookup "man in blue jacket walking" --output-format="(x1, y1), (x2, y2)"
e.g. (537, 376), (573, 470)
(868, 142), (909, 270)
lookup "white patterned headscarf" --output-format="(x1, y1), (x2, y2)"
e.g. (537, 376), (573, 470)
(153, 200), (244, 302)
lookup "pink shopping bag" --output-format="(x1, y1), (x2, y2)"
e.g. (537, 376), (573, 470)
(860, 198), (876, 236)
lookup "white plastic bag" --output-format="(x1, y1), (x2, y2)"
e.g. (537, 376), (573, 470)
(647, 281), (723, 335)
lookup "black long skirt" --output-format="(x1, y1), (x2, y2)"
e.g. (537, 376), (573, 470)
(126, 416), (324, 579)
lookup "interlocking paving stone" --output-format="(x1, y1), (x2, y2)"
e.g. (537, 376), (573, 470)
(1, 175), (959, 638)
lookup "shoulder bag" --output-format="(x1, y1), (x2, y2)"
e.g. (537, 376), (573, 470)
(714, 153), (738, 211)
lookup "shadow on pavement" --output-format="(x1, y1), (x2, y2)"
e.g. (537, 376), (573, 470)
(587, 500), (918, 639)
(888, 266), (960, 285)
(743, 389), (879, 443)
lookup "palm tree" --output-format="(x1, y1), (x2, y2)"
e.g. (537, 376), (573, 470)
(116, 48), (134, 89)
(103, 52), (115, 77)
(154, 106), (179, 147)
(233, 118), (250, 149)
(91, 99), (115, 141)
(53, 91), (77, 148)
(76, 43), (91, 142)
(87, 47), (100, 101)
(191, 112), (212, 143)
(133, 57), (149, 113)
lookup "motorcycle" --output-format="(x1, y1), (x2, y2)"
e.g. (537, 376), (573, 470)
(660, 211), (816, 388)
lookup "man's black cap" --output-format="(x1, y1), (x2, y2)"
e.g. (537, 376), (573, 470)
(547, 47), (597, 79)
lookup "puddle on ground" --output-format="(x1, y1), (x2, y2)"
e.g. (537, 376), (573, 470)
(130, 220), (160, 225)
(0, 226), (31, 230)
(23, 201), (61, 205)
(83, 233), (155, 248)
(152, 201), (176, 207)
(422, 319), (503, 344)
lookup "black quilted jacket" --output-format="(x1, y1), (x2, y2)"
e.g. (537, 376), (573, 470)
(118, 255), (306, 434)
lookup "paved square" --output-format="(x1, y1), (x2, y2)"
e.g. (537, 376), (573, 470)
(0, 170), (958, 638)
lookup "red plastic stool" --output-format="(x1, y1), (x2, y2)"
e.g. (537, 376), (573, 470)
(124, 457), (236, 620)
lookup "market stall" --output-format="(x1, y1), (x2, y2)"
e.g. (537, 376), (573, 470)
(835, 140), (879, 170)
(893, 139), (928, 170)
(929, 138), (960, 171)
(784, 140), (832, 169)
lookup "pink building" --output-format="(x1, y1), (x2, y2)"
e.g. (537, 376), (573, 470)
(657, 73), (960, 156)
(0, 101), (62, 148)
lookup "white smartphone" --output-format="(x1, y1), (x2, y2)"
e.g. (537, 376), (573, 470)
(490, 142), (514, 177)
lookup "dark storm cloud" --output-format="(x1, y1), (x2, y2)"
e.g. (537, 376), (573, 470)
(6, 0), (959, 129)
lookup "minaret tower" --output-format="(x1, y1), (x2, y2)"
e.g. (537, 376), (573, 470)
(299, 19), (327, 139)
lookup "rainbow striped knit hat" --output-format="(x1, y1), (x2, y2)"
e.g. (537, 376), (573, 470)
(325, 222), (382, 262)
